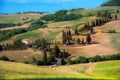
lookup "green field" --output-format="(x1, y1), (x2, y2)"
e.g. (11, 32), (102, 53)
(0, 13), (43, 24)
(0, 60), (120, 80)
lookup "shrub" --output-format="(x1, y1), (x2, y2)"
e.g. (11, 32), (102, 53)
(36, 60), (43, 65)
(67, 58), (74, 65)
(0, 56), (10, 61)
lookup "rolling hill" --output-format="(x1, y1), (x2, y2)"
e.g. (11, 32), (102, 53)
(101, 0), (120, 6)
(0, 60), (120, 80)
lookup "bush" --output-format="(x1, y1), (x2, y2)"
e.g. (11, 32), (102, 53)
(108, 30), (116, 33)
(75, 56), (88, 63)
(24, 61), (29, 64)
(67, 58), (74, 65)
(0, 56), (10, 61)
(36, 60), (43, 65)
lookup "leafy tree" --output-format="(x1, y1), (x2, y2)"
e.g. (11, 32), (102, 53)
(67, 58), (73, 65)
(28, 20), (44, 31)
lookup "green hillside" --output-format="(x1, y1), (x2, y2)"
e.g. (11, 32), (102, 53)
(101, 0), (120, 6)
(0, 60), (120, 80)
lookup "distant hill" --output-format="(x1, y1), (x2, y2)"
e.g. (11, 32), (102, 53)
(101, 0), (120, 6)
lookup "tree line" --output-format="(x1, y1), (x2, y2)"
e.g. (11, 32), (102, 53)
(62, 30), (92, 45)
(0, 20), (46, 41)
(40, 10), (82, 22)
(67, 53), (120, 65)
(0, 23), (22, 29)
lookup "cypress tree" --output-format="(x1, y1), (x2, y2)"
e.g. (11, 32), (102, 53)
(82, 38), (85, 45)
(76, 38), (81, 44)
(62, 30), (67, 44)
(0, 44), (3, 51)
(68, 29), (72, 40)
(41, 38), (47, 50)
(53, 44), (60, 57)
(43, 49), (47, 65)
(86, 34), (92, 44)
(75, 28), (79, 35)
(61, 49), (66, 65)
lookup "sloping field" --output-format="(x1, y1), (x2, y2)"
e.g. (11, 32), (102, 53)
(0, 23), (31, 31)
(95, 20), (120, 33)
(0, 60), (120, 80)
(0, 13), (43, 24)
(0, 49), (42, 63)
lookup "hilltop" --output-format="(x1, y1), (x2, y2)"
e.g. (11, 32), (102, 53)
(101, 0), (120, 6)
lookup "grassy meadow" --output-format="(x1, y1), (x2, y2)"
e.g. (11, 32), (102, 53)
(0, 60), (120, 80)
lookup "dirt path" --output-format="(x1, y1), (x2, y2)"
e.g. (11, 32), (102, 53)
(85, 62), (96, 74)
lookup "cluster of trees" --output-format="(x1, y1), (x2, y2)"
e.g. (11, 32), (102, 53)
(97, 11), (112, 19)
(40, 10), (82, 22)
(101, 0), (120, 6)
(79, 17), (112, 32)
(0, 28), (27, 41)
(67, 53), (120, 65)
(62, 30), (92, 45)
(2, 39), (27, 50)
(62, 30), (72, 45)
(75, 34), (92, 45)
(0, 20), (45, 41)
(28, 20), (46, 31)
(33, 38), (69, 65)
(0, 23), (22, 29)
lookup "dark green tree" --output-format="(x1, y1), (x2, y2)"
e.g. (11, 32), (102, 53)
(81, 38), (85, 45)
(53, 44), (60, 57)
(41, 38), (47, 50)
(62, 30), (67, 44)
(76, 38), (81, 44)
(75, 28), (79, 35)
(43, 49), (47, 65)
(0, 44), (3, 51)
(86, 34), (92, 44)
(68, 29), (72, 40)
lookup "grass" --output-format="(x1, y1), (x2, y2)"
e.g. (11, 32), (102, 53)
(46, 31), (61, 41)
(0, 49), (42, 63)
(0, 13), (43, 24)
(0, 60), (120, 80)
(15, 30), (42, 40)
(93, 60), (120, 78)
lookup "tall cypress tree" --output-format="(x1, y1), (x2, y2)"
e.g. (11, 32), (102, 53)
(68, 29), (72, 40)
(43, 49), (47, 65)
(82, 38), (85, 45)
(0, 44), (3, 51)
(75, 28), (79, 35)
(76, 38), (81, 44)
(86, 34), (92, 44)
(53, 44), (60, 57)
(41, 38), (47, 50)
(62, 30), (67, 44)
